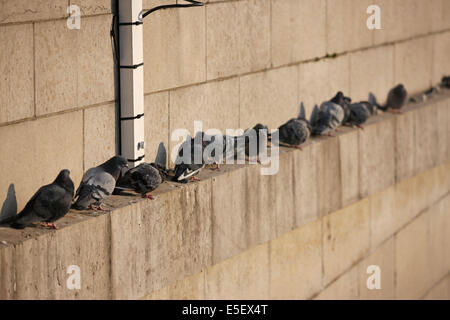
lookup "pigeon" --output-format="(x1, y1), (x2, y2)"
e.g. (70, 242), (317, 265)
(311, 92), (346, 136)
(378, 84), (408, 113)
(339, 95), (352, 125)
(277, 103), (311, 150)
(0, 170), (74, 229)
(440, 76), (450, 89)
(72, 156), (128, 211)
(173, 133), (207, 183)
(115, 163), (163, 199)
(244, 123), (269, 162)
(346, 102), (372, 129)
(201, 124), (269, 168)
(202, 133), (234, 170)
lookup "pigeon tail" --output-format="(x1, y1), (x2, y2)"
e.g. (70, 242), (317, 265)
(298, 102), (306, 119)
(309, 104), (319, 126)
(0, 214), (18, 227)
(72, 184), (99, 210)
(369, 92), (388, 111)
(154, 143), (167, 167)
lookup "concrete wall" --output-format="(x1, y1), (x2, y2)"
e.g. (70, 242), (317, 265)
(142, 0), (450, 167)
(1, 0), (450, 210)
(0, 0), (450, 300)
(0, 1), (116, 211)
(1, 94), (449, 299)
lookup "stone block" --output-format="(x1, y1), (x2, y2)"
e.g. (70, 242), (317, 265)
(358, 116), (395, 197)
(0, 112), (84, 211)
(205, 243), (270, 300)
(349, 45), (395, 104)
(144, 92), (169, 164)
(395, 212), (432, 299)
(339, 129), (360, 207)
(269, 220), (322, 299)
(0, 0), (67, 23)
(206, 0), (271, 80)
(322, 199), (370, 285)
(0, 24), (34, 124)
(78, 15), (115, 107)
(35, 19), (78, 116)
(84, 103), (117, 170)
(239, 66), (299, 130)
(358, 238), (395, 300)
(143, 6), (206, 92)
(271, 0), (326, 66)
(394, 37), (433, 95)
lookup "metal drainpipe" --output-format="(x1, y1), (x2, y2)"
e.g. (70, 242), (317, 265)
(118, 0), (145, 168)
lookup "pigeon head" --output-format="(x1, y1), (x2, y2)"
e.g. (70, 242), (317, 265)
(393, 84), (406, 95)
(54, 169), (75, 195)
(101, 156), (129, 180)
(252, 123), (269, 141)
(442, 76), (450, 88)
(330, 92), (345, 106)
(253, 123), (268, 131)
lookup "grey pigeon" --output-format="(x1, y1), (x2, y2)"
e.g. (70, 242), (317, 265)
(0, 170), (74, 229)
(202, 124), (269, 167)
(409, 86), (441, 104)
(115, 163), (163, 199)
(203, 133), (233, 168)
(72, 156), (128, 211)
(277, 103), (311, 150)
(173, 132), (207, 183)
(312, 92), (346, 136)
(244, 123), (269, 162)
(379, 84), (408, 112)
(440, 76), (450, 89)
(347, 102), (372, 129)
(338, 95), (352, 125)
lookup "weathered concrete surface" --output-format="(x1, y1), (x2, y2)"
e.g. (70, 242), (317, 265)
(0, 0), (68, 24)
(271, 0), (326, 67)
(143, 6), (206, 93)
(0, 24), (34, 124)
(206, 0), (271, 80)
(1, 94), (450, 299)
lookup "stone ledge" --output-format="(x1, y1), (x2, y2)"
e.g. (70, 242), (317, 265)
(0, 90), (449, 299)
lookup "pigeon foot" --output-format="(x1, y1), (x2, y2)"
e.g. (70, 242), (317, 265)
(190, 176), (201, 182)
(45, 222), (58, 230)
(144, 194), (154, 200)
(295, 145), (303, 151)
(90, 204), (107, 211)
(356, 124), (364, 130)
